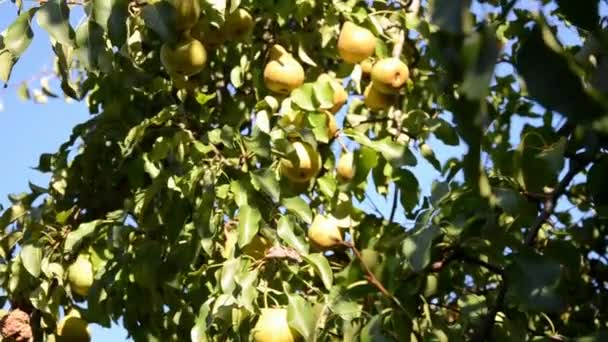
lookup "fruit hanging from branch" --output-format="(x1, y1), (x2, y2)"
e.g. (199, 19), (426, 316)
(263, 45), (305, 95)
(253, 308), (297, 342)
(160, 36), (207, 77)
(308, 215), (343, 249)
(371, 57), (410, 94)
(337, 21), (377, 63)
(67, 255), (94, 297)
(279, 141), (321, 183)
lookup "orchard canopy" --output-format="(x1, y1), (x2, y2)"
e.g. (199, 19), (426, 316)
(1, 0), (608, 341)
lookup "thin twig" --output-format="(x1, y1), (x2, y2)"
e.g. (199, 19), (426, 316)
(389, 187), (399, 223)
(344, 241), (407, 313)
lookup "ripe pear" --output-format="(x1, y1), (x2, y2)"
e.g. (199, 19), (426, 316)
(336, 151), (355, 181)
(253, 308), (297, 342)
(337, 22), (377, 63)
(67, 255), (94, 297)
(308, 215), (343, 248)
(280, 141), (321, 183)
(160, 36), (207, 76)
(264, 45), (305, 95)
(371, 58), (410, 94)
(57, 309), (91, 342)
(364, 83), (393, 110)
(317, 74), (348, 113)
(224, 8), (254, 41)
(169, 0), (200, 32)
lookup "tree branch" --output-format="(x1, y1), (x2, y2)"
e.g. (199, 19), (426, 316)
(472, 151), (594, 341)
(389, 187), (399, 223)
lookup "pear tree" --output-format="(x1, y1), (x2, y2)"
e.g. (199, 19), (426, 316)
(1, 0), (608, 341)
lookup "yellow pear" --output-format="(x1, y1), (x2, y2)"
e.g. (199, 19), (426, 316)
(160, 36), (207, 76)
(253, 308), (297, 342)
(169, 0), (200, 32)
(264, 45), (305, 95)
(57, 309), (91, 342)
(317, 74), (348, 113)
(360, 248), (379, 269)
(371, 58), (410, 94)
(224, 8), (254, 41)
(67, 255), (94, 297)
(280, 141), (321, 183)
(336, 151), (355, 181)
(337, 22), (377, 63)
(308, 215), (343, 248)
(364, 83), (394, 110)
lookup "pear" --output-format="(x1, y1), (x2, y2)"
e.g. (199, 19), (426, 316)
(336, 151), (355, 181)
(317, 73), (348, 113)
(308, 215), (343, 248)
(364, 83), (394, 111)
(371, 58), (410, 94)
(280, 141), (321, 183)
(169, 0), (200, 32)
(57, 309), (91, 342)
(67, 255), (94, 297)
(338, 22), (377, 63)
(253, 308), (297, 342)
(264, 45), (305, 95)
(225, 8), (254, 41)
(160, 36), (207, 76)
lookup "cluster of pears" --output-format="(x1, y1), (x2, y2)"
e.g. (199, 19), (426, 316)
(337, 21), (410, 110)
(56, 254), (93, 341)
(160, 1), (254, 79)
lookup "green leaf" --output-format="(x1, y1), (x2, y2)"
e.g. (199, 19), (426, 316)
(281, 196), (313, 224)
(373, 138), (416, 168)
(277, 215), (309, 255)
(37, 0), (74, 46)
(587, 159), (608, 216)
(0, 50), (16, 83)
(555, 0), (599, 31)
(514, 133), (565, 193)
(220, 258), (240, 294)
(307, 112), (330, 143)
(401, 225), (439, 272)
(506, 252), (563, 312)
(303, 253), (333, 289)
(75, 20), (105, 70)
(515, 25), (604, 122)
(250, 169), (280, 203)
(461, 26), (500, 100)
(395, 169), (419, 212)
(360, 315), (391, 342)
(4, 8), (37, 57)
(291, 83), (317, 111)
(20, 244), (42, 277)
(141, 2), (177, 44)
(237, 205), (261, 248)
(313, 79), (335, 109)
(430, 0), (472, 34)
(287, 294), (315, 340)
(432, 119), (459, 146)
(0, 204), (26, 229)
(493, 188), (536, 225)
(64, 220), (101, 253)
